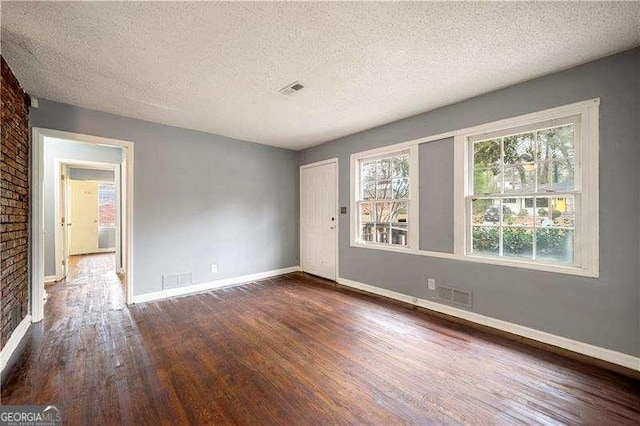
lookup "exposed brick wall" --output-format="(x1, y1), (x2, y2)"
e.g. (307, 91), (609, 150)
(1, 56), (30, 349)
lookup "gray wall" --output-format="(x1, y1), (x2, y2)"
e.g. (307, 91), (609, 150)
(32, 101), (299, 296)
(298, 48), (640, 357)
(43, 138), (122, 276)
(419, 138), (454, 253)
(98, 228), (115, 250)
(68, 167), (115, 182)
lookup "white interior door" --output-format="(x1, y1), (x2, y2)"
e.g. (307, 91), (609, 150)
(69, 180), (99, 255)
(58, 164), (69, 279)
(301, 161), (337, 280)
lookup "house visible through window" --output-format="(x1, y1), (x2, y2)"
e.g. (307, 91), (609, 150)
(98, 183), (116, 228)
(468, 116), (579, 264)
(357, 151), (410, 246)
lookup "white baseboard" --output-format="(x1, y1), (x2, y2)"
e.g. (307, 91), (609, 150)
(0, 315), (32, 373)
(337, 277), (640, 372)
(132, 266), (300, 304)
(44, 275), (57, 283)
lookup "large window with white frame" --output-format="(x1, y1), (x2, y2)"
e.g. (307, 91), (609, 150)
(353, 147), (417, 248)
(460, 100), (598, 275)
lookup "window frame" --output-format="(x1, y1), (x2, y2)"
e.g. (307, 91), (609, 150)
(454, 99), (599, 277)
(349, 99), (598, 278)
(464, 115), (581, 265)
(351, 145), (420, 251)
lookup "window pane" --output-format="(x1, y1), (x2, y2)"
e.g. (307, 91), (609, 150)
(472, 226), (499, 255)
(536, 229), (574, 264)
(362, 182), (376, 200)
(391, 178), (409, 199)
(376, 179), (392, 199)
(503, 227), (533, 259)
(537, 124), (575, 162)
(372, 224), (389, 243)
(362, 161), (377, 183)
(98, 183), (116, 228)
(359, 202), (376, 242)
(375, 201), (408, 224)
(359, 202), (376, 223)
(472, 198), (505, 225)
(504, 132), (535, 165)
(503, 197), (533, 227)
(473, 168), (501, 195)
(375, 201), (408, 246)
(473, 138), (501, 168)
(391, 224), (408, 246)
(503, 165), (535, 194)
(537, 159), (575, 192)
(536, 196), (575, 228)
(390, 155), (409, 178)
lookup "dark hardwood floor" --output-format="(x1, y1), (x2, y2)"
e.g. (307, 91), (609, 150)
(2, 254), (639, 424)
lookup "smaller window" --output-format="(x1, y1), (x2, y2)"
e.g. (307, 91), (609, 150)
(98, 183), (116, 228)
(356, 151), (411, 247)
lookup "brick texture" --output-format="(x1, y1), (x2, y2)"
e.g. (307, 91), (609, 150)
(1, 56), (30, 349)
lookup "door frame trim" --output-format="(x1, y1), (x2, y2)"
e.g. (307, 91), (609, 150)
(299, 158), (339, 281)
(54, 159), (122, 280)
(31, 128), (134, 322)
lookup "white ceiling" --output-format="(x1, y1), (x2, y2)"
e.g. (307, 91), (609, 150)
(2, 2), (639, 150)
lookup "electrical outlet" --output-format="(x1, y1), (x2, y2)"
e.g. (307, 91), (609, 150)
(427, 278), (436, 291)
(211, 264), (218, 274)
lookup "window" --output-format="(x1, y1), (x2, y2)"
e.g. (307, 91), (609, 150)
(460, 100), (599, 275)
(350, 99), (597, 276)
(352, 147), (417, 248)
(98, 183), (116, 228)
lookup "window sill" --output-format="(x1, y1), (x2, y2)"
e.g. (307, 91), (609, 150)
(350, 241), (598, 278)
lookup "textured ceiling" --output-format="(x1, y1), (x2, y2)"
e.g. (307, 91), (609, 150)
(2, 2), (639, 150)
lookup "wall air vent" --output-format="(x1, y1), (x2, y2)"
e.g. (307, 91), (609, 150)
(162, 274), (179, 289)
(436, 285), (472, 308)
(178, 273), (192, 287)
(163, 273), (193, 289)
(279, 81), (305, 96)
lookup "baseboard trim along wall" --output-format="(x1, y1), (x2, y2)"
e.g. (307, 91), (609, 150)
(132, 266), (301, 304)
(336, 277), (640, 372)
(0, 315), (32, 373)
(44, 275), (56, 283)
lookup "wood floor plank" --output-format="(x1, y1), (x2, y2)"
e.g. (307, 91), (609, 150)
(1, 253), (639, 424)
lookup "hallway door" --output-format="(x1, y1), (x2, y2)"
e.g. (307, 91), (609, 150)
(69, 180), (99, 255)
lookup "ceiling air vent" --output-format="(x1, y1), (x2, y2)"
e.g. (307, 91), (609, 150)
(279, 81), (305, 96)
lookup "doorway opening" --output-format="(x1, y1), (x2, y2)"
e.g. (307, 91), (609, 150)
(32, 128), (134, 323)
(47, 161), (124, 303)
